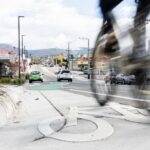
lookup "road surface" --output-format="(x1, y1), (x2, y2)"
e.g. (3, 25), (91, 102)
(0, 64), (150, 150)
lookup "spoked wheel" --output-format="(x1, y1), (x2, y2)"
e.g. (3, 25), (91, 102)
(90, 25), (119, 106)
(91, 79), (113, 106)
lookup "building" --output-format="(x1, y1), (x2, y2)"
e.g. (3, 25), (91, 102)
(0, 50), (11, 77)
(0, 50), (18, 77)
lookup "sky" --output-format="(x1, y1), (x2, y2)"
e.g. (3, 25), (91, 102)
(0, 0), (149, 50)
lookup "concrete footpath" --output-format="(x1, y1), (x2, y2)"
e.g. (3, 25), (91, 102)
(0, 85), (150, 150)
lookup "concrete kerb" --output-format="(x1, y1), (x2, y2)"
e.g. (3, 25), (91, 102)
(0, 86), (15, 126)
(0, 85), (24, 127)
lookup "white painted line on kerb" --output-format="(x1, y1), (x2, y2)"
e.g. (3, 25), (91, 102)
(69, 89), (149, 102)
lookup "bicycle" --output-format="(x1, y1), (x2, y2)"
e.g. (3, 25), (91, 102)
(91, 0), (150, 109)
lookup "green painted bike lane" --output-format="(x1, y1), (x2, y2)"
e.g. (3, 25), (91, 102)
(28, 83), (68, 91)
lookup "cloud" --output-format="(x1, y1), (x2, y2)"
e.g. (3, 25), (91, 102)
(0, 0), (101, 49)
(1, 0), (148, 51)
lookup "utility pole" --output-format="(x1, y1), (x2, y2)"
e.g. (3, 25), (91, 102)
(24, 45), (26, 71)
(21, 34), (25, 71)
(24, 45), (27, 57)
(67, 42), (70, 70)
(25, 47), (28, 58)
(79, 37), (90, 79)
(21, 35), (25, 58)
(18, 16), (24, 79)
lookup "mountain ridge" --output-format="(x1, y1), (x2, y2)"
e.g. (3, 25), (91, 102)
(0, 43), (92, 57)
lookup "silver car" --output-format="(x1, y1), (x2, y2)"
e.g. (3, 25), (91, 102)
(57, 70), (73, 82)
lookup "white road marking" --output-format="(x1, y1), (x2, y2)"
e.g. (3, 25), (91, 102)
(69, 89), (149, 102)
(38, 114), (114, 142)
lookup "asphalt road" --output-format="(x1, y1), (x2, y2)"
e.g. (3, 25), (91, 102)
(29, 65), (150, 108)
(1, 65), (150, 150)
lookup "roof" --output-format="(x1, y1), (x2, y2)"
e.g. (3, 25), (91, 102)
(0, 50), (9, 54)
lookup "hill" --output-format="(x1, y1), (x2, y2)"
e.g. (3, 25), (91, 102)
(0, 44), (16, 51)
(0, 43), (93, 57)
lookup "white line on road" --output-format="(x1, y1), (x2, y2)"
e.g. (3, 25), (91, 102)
(69, 89), (149, 102)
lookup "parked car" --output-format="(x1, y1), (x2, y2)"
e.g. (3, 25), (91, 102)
(83, 69), (88, 74)
(81, 66), (87, 74)
(29, 71), (43, 83)
(115, 74), (125, 84)
(116, 73), (135, 84)
(104, 71), (117, 84)
(57, 70), (73, 82)
(83, 67), (93, 75)
(125, 74), (136, 84)
(49, 64), (54, 67)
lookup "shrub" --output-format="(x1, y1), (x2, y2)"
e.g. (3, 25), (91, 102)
(12, 78), (25, 85)
(0, 78), (11, 84)
(78, 64), (88, 69)
(0, 78), (25, 85)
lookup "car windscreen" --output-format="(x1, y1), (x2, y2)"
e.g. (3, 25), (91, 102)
(61, 70), (70, 74)
(31, 71), (40, 75)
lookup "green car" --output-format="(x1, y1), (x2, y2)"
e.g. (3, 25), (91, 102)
(29, 71), (43, 83)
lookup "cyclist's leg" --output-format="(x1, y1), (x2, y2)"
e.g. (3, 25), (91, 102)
(131, 2), (150, 109)
(133, 2), (150, 55)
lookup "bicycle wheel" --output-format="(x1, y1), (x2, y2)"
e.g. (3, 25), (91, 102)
(90, 24), (119, 106)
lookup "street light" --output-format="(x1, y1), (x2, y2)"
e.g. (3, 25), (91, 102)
(67, 41), (73, 70)
(21, 35), (26, 71)
(67, 42), (70, 69)
(18, 16), (24, 79)
(24, 46), (28, 58)
(21, 35), (25, 59)
(67, 40), (78, 70)
(79, 37), (90, 79)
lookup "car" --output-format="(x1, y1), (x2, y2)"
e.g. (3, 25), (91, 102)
(125, 74), (136, 85)
(57, 70), (73, 82)
(116, 73), (136, 85)
(115, 73), (125, 84)
(83, 68), (93, 75)
(83, 69), (88, 74)
(49, 64), (54, 67)
(104, 71), (116, 84)
(29, 71), (43, 83)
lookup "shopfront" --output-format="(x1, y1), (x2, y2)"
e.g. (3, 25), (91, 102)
(0, 50), (10, 77)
